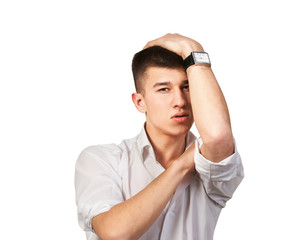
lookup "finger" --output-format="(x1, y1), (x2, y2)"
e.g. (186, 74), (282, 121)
(143, 34), (168, 49)
(143, 41), (152, 50)
(143, 38), (160, 50)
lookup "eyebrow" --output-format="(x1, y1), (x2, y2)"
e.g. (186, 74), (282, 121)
(152, 81), (171, 88)
(152, 80), (189, 88)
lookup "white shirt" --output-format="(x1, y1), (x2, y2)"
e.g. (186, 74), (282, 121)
(75, 127), (244, 240)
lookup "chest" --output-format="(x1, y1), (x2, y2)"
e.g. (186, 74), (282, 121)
(119, 146), (165, 199)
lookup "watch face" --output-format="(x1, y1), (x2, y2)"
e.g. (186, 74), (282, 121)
(193, 52), (210, 64)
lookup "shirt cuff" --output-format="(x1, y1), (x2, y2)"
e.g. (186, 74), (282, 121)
(194, 137), (242, 181)
(78, 200), (122, 232)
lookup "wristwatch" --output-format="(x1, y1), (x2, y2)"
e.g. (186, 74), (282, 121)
(183, 51), (211, 70)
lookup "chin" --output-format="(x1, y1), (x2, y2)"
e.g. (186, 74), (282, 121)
(166, 124), (192, 137)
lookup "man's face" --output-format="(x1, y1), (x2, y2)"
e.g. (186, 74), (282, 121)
(141, 67), (194, 137)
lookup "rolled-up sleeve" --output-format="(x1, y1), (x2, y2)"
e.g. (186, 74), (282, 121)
(75, 145), (124, 232)
(194, 138), (244, 208)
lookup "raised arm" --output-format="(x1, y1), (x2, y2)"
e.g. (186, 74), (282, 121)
(144, 33), (234, 162)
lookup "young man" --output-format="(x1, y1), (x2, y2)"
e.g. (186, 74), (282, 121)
(75, 34), (244, 240)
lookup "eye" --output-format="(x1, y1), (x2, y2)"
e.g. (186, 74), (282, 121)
(182, 85), (189, 91)
(158, 88), (169, 92)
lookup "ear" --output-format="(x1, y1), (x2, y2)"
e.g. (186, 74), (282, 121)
(132, 93), (146, 113)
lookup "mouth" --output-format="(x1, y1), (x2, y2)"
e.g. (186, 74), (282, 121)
(171, 113), (189, 123)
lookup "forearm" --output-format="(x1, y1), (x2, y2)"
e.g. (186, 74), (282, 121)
(178, 38), (234, 162)
(92, 146), (194, 240)
(187, 65), (234, 162)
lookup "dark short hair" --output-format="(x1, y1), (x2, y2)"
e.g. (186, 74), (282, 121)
(131, 46), (184, 93)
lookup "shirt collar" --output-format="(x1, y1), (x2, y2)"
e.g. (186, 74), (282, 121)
(185, 130), (197, 149)
(136, 124), (197, 162)
(137, 124), (152, 153)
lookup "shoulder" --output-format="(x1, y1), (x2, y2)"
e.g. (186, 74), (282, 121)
(80, 144), (123, 159)
(76, 134), (139, 171)
(76, 143), (122, 170)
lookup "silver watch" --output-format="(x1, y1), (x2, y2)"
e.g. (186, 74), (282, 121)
(183, 51), (211, 70)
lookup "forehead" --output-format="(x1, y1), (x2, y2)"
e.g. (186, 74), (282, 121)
(143, 67), (187, 88)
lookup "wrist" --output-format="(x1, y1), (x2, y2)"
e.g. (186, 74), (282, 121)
(171, 157), (191, 178)
(175, 145), (196, 174)
(186, 64), (212, 73)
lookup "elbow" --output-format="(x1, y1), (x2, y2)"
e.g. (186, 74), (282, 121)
(202, 126), (234, 160)
(92, 216), (133, 240)
(98, 231), (131, 240)
(208, 125), (233, 145)
(94, 226), (130, 240)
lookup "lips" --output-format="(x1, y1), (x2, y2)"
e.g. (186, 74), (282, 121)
(172, 112), (189, 118)
(171, 112), (189, 123)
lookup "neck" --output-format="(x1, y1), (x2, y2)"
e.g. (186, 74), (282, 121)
(145, 123), (187, 169)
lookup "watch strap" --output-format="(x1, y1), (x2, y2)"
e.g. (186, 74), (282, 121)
(183, 54), (195, 71)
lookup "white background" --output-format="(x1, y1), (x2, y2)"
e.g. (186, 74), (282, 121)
(1, 0), (299, 239)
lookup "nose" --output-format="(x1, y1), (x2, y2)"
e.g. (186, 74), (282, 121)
(172, 88), (187, 108)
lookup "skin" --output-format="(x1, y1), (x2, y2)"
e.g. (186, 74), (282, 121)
(92, 33), (234, 240)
